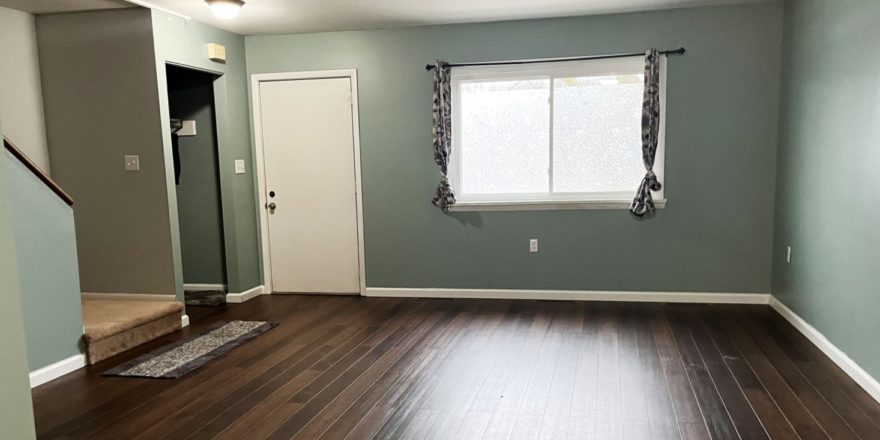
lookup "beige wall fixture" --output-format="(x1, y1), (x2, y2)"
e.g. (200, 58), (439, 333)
(207, 43), (226, 63)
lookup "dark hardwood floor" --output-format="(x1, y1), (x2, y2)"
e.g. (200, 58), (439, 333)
(31, 296), (880, 439)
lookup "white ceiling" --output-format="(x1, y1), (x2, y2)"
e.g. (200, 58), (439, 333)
(0, 0), (130, 14)
(142, 0), (769, 35)
(1, 0), (770, 35)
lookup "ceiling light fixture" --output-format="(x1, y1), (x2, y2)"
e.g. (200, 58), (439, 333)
(206, 0), (245, 20)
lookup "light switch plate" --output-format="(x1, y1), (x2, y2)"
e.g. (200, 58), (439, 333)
(124, 155), (140, 171)
(234, 159), (246, 174)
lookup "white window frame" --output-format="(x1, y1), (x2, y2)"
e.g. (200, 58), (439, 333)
(448, 56), (667, 211)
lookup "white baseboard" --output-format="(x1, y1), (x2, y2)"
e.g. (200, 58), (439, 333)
(181, 314), (190, 328)
(184, 283), (226, 291)
(227, 285), (265, 304)
(82, 292), (176, 301)
(770, 296), (880, 404)
(364, 287), (770, 304)
(30, 354), (86, 388)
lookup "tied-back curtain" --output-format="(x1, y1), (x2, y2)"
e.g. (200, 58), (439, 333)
(431, 60), (456, 211)
(629, 48), (663, 217)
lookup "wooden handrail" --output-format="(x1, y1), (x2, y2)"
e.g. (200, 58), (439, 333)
(3, 137), (74, 206)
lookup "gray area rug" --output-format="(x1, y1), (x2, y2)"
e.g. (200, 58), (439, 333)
(184, 290), (227, 307)
(103, 320), (277, 379)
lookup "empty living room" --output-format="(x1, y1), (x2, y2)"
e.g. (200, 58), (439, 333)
(1, 0), (878, 438)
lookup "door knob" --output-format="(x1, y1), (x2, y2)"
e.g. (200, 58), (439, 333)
(266, 202), (277, 210)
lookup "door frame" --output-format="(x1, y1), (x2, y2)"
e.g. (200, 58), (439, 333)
(251, 69), (366, 295)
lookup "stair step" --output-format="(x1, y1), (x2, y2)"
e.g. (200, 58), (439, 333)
(82, 298), (184, 364)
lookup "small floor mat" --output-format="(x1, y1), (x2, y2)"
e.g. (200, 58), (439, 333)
(184, 290), (227, 307)
(103, 320), (276, 379)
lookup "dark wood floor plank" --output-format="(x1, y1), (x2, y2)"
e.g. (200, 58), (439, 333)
(37, 296), (329, 439)
(135, 298), (403, 440)
(188, 300), (427, 440)
(716, 307), (830, 440)
(215, 303), (447, 440)
(650, 307), (710, 440)
(731, 307), (861, 440)
(762, 310), (880, 425)
(287, 304), (456, 440)
(619, 304), (651, 437)
(633, 305), (681, 440)
(698, 307), (799, 440)
(666, 307), (740, 439)
(753, 310), (880, 438)
(481, 302), (555, 439)
(423, 302), (523, 439)
(264, 324), (419, 439)
(536, 331), (579, 440)
(346, 300), (497, 439)
(317, 301), (480, 440)
(567, 302), (600, 439)
(28, 297), (880, 440)
(509, 330), (563, 439)
(594, 303), (624, 439)
(379, 301), (515, 439)
(684, 306), (770, 440)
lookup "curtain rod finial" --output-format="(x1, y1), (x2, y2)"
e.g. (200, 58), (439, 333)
(425, 64), (435, 71)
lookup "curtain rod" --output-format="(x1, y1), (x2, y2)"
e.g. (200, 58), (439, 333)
(425, 47), (685, 71)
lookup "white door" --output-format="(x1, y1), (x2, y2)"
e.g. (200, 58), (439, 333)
(258, 76), (361, 294)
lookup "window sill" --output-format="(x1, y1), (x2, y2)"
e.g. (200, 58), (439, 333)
(447, 199), (667, 212)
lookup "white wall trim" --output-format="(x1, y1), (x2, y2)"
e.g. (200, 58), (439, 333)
(82, 293), (176, 302)
(29, 354), (86, 388)
(181, 314), (190, 328)
(364, 287), (770, 304)
(770, 296), (880, 404)
(183, 283), (226, 291)
(226, 285), (265, 303)
(449, 199), (667, 212)
(251, 69), (366, 296)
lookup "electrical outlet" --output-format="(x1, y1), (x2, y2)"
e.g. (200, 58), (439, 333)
(529, 238), (539, 253)
(786, 246), (792, 264)
(124, 155), (140, 171)
(234, 159), (246, 174)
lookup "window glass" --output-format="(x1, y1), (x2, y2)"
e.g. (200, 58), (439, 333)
(459, 79), (550, 195)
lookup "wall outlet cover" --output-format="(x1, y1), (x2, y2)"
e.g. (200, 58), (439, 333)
(124, 155), (140, 171)
(529, 238), (539, 253)
(234, 159), (246, 174)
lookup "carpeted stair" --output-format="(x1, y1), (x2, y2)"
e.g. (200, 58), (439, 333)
(82, 297), (184, 364)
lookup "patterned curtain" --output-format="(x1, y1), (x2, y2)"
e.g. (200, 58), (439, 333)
(431, 60), (456, 211)
(629, 49), (663, 217)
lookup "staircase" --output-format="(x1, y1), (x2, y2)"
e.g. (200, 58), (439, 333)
(4, 136), (186, 372)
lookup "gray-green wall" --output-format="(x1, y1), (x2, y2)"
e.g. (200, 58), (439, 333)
(38, 9), (174, 295)
(4, 152), (83, 370)
(168, 67), (227, 285)
(152, 11), (261, 295)
(36, 8), (262, 298)
(772, 0), (880, 378)
(0, 130), (37, 439)
(246, 2), (783, 292)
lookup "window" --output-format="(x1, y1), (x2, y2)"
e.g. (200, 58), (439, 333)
(450, 56), (666, 209)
